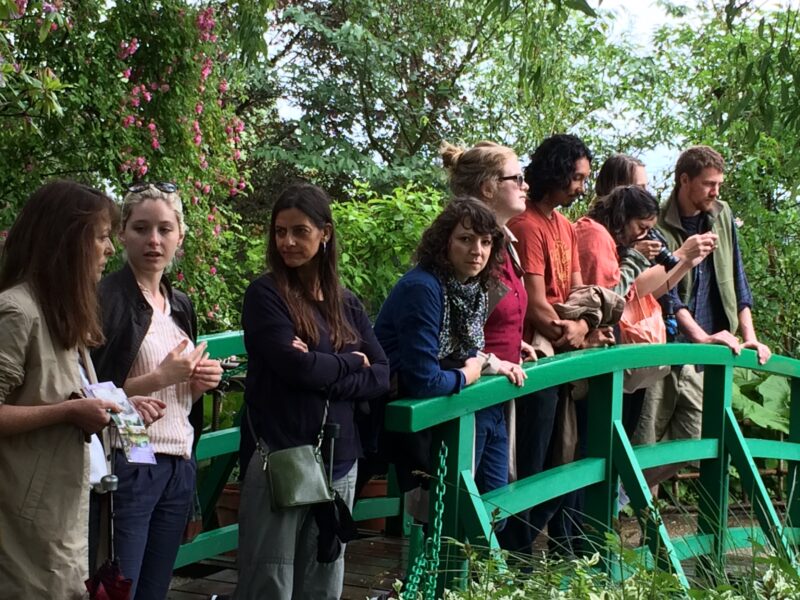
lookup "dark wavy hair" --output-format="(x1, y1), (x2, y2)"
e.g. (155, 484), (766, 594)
(415, 196), (505, 287)
(525, 134), (593, 202)
(0, 180), (119, 349)
(267, 183), (358, 351)
(595, 153), (644, 197)
(587, 185), (660, 246)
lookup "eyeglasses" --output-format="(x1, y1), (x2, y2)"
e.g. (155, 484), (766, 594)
(127, 182), (178, 194)
(498, 174), (525, 188)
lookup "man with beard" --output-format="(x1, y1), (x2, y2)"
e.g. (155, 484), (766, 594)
(498, 134), (613, 556)
(634, 145), (771, 490)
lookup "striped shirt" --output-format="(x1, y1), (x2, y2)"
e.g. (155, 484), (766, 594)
(127, 286), (195, 458)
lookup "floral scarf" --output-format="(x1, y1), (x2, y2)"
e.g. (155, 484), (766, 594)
(438, 275), (488, 361)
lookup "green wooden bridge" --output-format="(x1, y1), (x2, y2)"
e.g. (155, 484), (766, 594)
(176, 331), (800, 592)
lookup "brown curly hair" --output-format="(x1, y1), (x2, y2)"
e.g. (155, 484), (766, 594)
(415, 196), (505, 287)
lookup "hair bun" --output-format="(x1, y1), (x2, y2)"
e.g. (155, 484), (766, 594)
(439, 142), (465, 170)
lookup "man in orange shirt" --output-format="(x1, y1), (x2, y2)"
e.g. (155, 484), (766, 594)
(498, 134), (613, 555)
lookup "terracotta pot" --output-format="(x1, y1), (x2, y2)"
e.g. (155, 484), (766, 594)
(356, 477), (388, 533)
(215, 483), (240, 557)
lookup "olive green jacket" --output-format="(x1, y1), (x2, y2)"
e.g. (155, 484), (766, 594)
(658, 191), (740, 335)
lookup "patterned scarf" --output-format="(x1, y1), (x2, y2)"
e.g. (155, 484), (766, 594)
(438, 275), (488, 361)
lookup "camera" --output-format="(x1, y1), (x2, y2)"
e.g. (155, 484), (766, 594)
(644, 228), (680, 271)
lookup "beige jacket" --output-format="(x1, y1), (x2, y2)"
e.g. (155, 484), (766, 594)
(0, 283), (90, 600)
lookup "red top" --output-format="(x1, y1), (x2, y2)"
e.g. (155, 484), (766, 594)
(508, 204), (580, 305)
(573, 216), (621, 289)
(484, 251), (528, 362)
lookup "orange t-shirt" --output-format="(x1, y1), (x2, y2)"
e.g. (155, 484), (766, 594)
(573, 216), (621, 289)
(508, 204), (580, 305)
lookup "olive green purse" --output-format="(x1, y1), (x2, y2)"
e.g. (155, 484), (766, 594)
(246, 402), (334, 509)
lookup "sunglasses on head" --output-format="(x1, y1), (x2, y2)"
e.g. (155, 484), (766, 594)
(127, 182), (178, 194)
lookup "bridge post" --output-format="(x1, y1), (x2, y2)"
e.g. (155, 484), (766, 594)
(788, 378), (800, 529)
(431, 413), (474, 596)
(583, 370), (623, 558)
(697, 364), (732, 568)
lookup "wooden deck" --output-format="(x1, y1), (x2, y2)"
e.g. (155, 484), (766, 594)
(168, 535), (407, 599)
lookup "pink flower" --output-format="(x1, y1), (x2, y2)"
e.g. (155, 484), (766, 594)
(194, 180), (202, 189)
(209, 266), (217, 275)
(195, 103), (204, 115)
(130, 97), (140, 108)
(229, 188), (238, 196)
(142, 91), (152, 102)
(238, 180), (246, 190)
(213, 224), (221, 237)
(207, 214), (215, 222)
(13, 0), (27, 17)
(233, 149), (241, 161)
(193, 134), (202, 146)
(122, 67), (132, 79)
(177, 272), (185, 282)
(151, 138), (160, 150)
(135, 156), (146, 166)
(202, 184), (211, 194)
(150, 82), (158, 91)
(207, 311), (215, 319)
(147, 122), (157, 132)
(138, 165), (148, 176)
(191, 196), (199, 205)
(122, 115), (135, 128)
(218, 79), (228, 93)
(160, 83), (170, 93)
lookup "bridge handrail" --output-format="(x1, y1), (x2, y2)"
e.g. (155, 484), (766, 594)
(385, 343), (799, 433)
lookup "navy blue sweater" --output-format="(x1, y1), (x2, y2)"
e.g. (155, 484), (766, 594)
(240, 274), (390, 478)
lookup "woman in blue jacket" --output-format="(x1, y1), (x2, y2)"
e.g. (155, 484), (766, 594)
(235, 183), (390, 600)
(374, 197), (507, 497)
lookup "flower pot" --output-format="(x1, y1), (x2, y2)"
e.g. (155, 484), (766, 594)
(356, 477), (388, 533)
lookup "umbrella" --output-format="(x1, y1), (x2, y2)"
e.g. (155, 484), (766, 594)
(85, 558), (132, 600)
(86, 443), (133, 600)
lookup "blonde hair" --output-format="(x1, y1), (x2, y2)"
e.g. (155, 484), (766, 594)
(121, 185), (185, 234)
(440, 141), (518, 199)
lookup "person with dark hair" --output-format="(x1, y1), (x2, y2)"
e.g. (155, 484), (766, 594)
(91, 183), (222, 598)
(235, 183), (389, 599)
(439, 141), (531, 497)
(633, 145), (770, 492)
(0, 180), (137, 598)
(499, 134), (613, 555)
(576, 185), (715, 435)
(374, 197), (509, 509)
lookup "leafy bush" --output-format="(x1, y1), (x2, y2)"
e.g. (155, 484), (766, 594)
(332, 182), (445, 316)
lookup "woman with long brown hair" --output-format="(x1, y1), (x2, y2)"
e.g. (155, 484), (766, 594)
(0, 181), (125, 598)
(235, 183), (389, 599)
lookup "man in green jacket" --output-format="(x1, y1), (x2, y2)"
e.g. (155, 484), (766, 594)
(634, 145), (771, 492)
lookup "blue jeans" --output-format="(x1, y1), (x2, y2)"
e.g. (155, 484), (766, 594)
(474, 404), (508, 494)
(113, 453), (195, 599)
(497, 386), (560, 553)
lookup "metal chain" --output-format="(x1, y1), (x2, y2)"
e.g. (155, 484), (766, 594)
(402, 441), (448, 600)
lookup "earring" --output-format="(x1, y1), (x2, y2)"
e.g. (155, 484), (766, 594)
(322, 240), (327, 254)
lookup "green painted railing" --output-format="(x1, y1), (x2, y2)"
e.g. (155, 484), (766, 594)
(176, 332), (800, 593)
(384, 343), (800, 591)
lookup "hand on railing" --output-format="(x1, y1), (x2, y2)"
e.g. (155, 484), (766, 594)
(496, 360), (527, 387)
(460, 356), (483, 386)
(740, 339), (771, 365)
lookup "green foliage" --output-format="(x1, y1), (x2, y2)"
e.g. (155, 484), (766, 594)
(731, 368), (790, 435)
(332, 182), (445, 315)
(0, 0), (275, 332)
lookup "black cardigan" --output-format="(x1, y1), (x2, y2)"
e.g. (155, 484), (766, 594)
(240, 274), (390, 476)
(91, 263), (204, 450)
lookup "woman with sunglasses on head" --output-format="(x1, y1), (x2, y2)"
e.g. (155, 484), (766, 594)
(0, 180), (128, 598)
(91, 182), (222, 599)
(374, 197), (507, 511)
(437, 141), (532, 497)
(234, 183), (389, 599)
